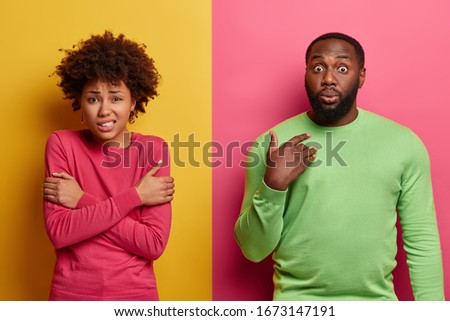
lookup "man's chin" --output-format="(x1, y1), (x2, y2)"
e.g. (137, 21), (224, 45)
(319, 103), (339, 110)
(312, 105), (346, 122)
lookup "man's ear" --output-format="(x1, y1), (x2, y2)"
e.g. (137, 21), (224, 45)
(358, 68), (366, 88)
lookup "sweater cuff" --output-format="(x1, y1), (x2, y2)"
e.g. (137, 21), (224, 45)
(257, 180), (287, 205)
(76, 193), (98, 208)
(113, 188), (143, 215)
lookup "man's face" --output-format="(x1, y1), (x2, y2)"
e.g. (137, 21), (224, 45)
(305, 38), (365, 123)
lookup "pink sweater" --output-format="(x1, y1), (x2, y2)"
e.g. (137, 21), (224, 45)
(43, 130), (171, 300)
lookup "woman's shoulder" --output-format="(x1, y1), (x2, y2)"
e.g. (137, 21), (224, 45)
(131, 132), (169, 162)
(44, 130), (90, 159)
(131, 132), (168, 146)
(46, 129), (87, 145)
(49, 129), (86, 138)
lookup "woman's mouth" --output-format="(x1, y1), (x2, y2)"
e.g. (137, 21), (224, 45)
(97, 120), (116, 131)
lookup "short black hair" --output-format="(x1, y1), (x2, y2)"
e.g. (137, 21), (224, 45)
(305, 32), (365, 69)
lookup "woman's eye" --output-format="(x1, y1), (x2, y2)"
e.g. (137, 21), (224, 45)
(112, 97), (122, 102)
(338, 66), (348, 73)
(314, 66), (324, 72)
(87, 97), (98, 103)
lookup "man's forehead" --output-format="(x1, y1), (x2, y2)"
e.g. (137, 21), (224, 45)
(309, 39), (356, 59)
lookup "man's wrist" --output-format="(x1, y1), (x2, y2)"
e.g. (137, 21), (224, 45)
(263, 175), (287, 191)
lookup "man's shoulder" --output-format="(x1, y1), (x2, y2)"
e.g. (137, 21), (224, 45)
(255, 113), (307, 142)
(273, 113), (308, 130)
(360, 109), (411, 134)
(360, 108), (427, 154)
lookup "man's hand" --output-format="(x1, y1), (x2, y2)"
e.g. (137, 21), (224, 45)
(136, 162), (175, 206)
(263, 131), (317, 191)
(43, 172), (84, 209)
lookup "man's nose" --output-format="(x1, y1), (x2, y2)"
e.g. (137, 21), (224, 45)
(321, 69), (336, 86)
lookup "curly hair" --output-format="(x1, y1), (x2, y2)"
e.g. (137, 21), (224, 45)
(55, 31), (160, 120)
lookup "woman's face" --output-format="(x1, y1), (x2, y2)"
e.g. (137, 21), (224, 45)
(79, 79), (135, 147)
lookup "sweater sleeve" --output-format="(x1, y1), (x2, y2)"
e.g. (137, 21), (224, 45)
(102, 144), (172, 261)
(397, 131), (445, 300)
(234, 136), (287, 262)
(43, 133), (142, 249)
(77, 184), (172, 261)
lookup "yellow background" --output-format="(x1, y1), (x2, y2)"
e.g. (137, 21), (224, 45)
(0, 0), (211, 300)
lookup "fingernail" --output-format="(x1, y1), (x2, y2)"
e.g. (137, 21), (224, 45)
(157, 160), (163, 165)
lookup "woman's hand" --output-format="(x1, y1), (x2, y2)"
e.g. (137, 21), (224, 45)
(43, 172), (84, 209)
(136, 162), (175, 206)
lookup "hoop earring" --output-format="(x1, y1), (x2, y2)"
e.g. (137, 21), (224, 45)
(81, 113), (86, 125)
(129, 110), (136, 124)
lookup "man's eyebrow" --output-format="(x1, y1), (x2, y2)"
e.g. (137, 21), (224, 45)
(311, 54), (324, 60)
(336, 55), (351, 60)
(310, 54), (352, 60)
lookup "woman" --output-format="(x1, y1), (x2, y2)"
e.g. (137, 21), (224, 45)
(43, 31), (173, 300)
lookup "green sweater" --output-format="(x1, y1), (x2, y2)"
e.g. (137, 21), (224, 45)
(235, 108), (444, 300)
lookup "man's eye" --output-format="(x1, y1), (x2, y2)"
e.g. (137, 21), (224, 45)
(313, 66), (324, 72)
(338, 66), (348, 73)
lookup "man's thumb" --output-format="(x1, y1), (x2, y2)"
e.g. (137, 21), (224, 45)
(268, 130), (278, 154)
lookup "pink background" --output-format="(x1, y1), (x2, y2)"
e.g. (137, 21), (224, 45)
(213, 0), (450, 300)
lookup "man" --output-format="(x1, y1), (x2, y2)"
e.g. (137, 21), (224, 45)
(234, 32), (444, 300)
